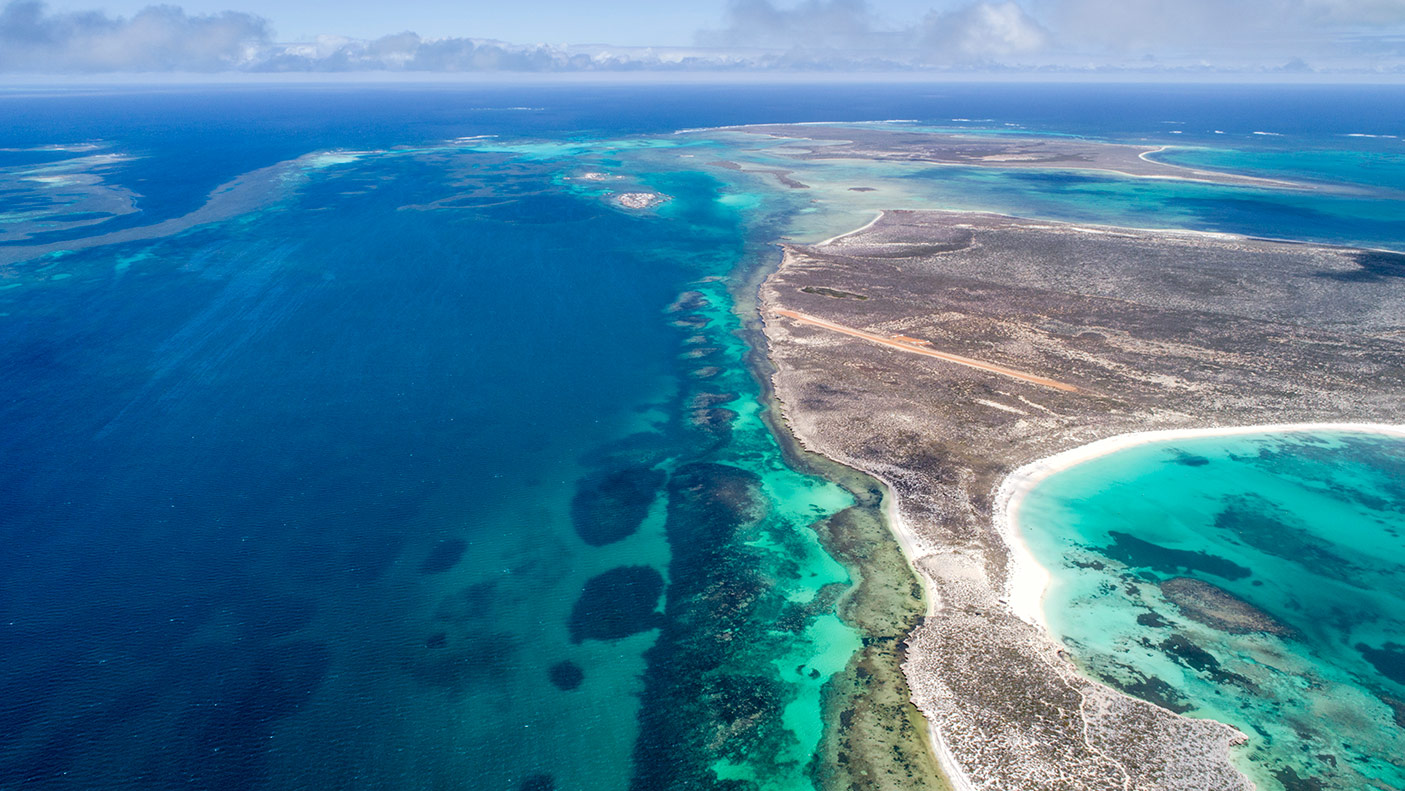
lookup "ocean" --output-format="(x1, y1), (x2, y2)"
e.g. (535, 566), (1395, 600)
(2, 82), (1403, 791)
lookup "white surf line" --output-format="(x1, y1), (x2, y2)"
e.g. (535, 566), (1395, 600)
(815, 210), (884, 247)
(1137, 145), (1170, 161)
(993, 421), (1405, 631)
(674, 119), (920, 135)
(1133, 145), (1304, 189)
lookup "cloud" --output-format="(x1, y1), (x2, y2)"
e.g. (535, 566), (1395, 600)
(1302, 0), (1405, 26)
(696, 0), (1050, 62)
(0, 1), (673, 72)
(919, 1), (1049, 62)
(696, 0), (1405, 67)
(0, 0), (269, 71)
(258, 32), (584, 72)
(1, 0), (1403, 74)
(1043, 0), (1405, 58)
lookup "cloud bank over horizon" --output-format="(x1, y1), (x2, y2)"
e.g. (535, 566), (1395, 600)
(1, 0), (1403, 75)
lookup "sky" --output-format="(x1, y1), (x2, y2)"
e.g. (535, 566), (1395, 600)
(3, 0), (1405, 74)
(40, 0), (737, 44)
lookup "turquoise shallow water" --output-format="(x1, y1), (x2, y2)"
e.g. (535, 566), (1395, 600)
(1017, 430), (1405, 791)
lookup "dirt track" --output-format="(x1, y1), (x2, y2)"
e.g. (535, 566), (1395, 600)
(773, 308), (1084, 393)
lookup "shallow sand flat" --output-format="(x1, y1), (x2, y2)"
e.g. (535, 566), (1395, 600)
(728, 125), (1308, 190)
(760, 210), (1405, 789)
(0, 150), (375, 268)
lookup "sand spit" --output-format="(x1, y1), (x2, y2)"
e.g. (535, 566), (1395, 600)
(717, 124), (1308, 191)
(760, 210), (1405, 790)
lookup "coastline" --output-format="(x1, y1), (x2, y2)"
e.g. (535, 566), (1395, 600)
(694, 123), (1313, 191)
(808, 206), (1405, 257)
(994, 422), (1405, 632)
(757, 206), (1405, 789)
(755, 364), (968, 791)
(733, 227), (952, 791)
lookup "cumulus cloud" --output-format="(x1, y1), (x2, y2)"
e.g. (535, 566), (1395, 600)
(0, 0), (269, 71)
(696, 0), (1405, 67)
(697, 0), (1050, 62)
(1, 0), (1403, 73)
(258, 32), (591, 72)
(919, 1), (1049, 62)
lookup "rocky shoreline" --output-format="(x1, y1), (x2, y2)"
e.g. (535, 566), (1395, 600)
(759, 210), (1405, 789)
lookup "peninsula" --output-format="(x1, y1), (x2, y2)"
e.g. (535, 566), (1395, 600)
(761, 209), (1405, 789)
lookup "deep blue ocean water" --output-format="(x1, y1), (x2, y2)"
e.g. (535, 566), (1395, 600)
(2, 82), (1404, 790)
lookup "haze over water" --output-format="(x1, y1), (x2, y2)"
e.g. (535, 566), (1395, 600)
(2, 83), (1404, 790)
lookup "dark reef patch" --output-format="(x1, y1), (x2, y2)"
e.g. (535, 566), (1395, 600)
(549, 660), (585, 691)
(667, 291), (711, 312)
(1103, 531), (1252, 580)
(571, 466), (666, 547)
(1214, 494), (1360, 584)
(1160, 577), (1291, 635)
(410, 631), (516, 688)
(631, 462), (783, 790)
(671, 313), (710, 329)
(520, 773), (556, 791)
(1119, 677), (1193, 714)
(1160, 633), (1253, 687)
(1099, 666), (1193, 714)
(688, 391), (737, 409)
(688, 407), (736, 441)
(1356, 641), (1405, 687)
(1171, 450), (1210, 467)
(1373, 690), (1405, 729)
(568, 566), (664, 643)
(1137, 611), (1170, 628)
(419, 539), (467, 574)
(1272, 767), (1328, 791)
(575, 431), (675, 471)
